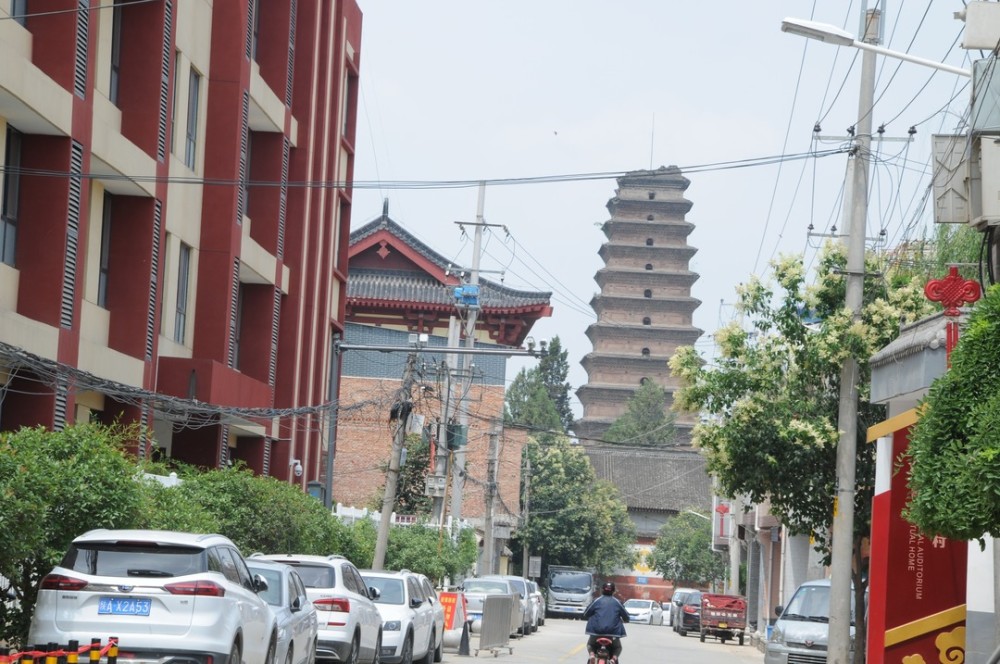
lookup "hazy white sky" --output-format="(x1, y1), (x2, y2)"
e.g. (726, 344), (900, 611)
(350, 1), (974, 416)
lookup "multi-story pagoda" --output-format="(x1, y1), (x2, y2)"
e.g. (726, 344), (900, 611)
(575, 166), (703, 443)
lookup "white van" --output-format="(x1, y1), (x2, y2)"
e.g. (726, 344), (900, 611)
(764, 579), (857, 664)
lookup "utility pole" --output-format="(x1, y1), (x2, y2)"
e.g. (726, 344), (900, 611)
(450, 182), (486, 524)
(372, 352), (418, 570)
(828, 6), (878, 664)
(522, 453), (531, 580)
(431, 319), (461, 525)
(481, 422), (499, 575)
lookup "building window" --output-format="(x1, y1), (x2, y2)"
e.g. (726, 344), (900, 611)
(233, 284), (245, 369)
(645, 263), (653, 271)
(646, 238), (653, 246)
(1, 125), (22, 267)
(642, 317), (651, 326)
(240, 130), (252, 219)
(174, 243), (191, 343)
(648, 191), (655, 200)
(644, 289), (652, 298)
(11, 0), (26, 26)
(641, 348), (650, 357)
(184, 69), (201, 169)
(250, 0), (261, 60)
(647, 214), (654, 221)
(109, 0), (123, 105)
(640, 377), (650, 385)
(170, 51), (180, 155)
(98, 193), (113, 308)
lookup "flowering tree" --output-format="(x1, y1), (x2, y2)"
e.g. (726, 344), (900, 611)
(669, 244), (932, 658)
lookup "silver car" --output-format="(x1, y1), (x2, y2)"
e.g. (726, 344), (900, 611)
(246, 559), (319, 664)
(29, 530), (277, 664)
(361, 570), (435, 664)
(461, 577), (527, 637)
(412, 573), (444, 662)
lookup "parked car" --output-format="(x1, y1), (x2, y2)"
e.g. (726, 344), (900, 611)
(28, 529), (278, 664)
(527, 580), (546, 628)
(461, 576), (526, 637)
(492, 575), (534, 635)
(670, 588), (698, 632)
(623, 598), (663, 625)
(412, 573), (445, 662)
(677, 590), (703, 636)
(661, 602), (672, 626)
(360, 570), (435, 664)
(258, 554), (382, 664)
(764, 579), (858, 664)
(246, 558), (319, 664)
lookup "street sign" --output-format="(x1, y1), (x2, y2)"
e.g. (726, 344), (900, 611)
(528, 556), (541, 578)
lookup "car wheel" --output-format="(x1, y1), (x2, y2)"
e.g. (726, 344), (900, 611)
(399, 633), (413, 664)
(371, 632), (382, 664)
(679, 629), (687, 637)
(230, 641), (242, 664)
(420, 631), (434, 664)
(433, 630), (443, 663)
(266, 636), (277, 664)
(346, 635), (360, 664)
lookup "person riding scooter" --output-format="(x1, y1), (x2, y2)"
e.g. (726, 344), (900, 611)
(584, 581), (630, 663)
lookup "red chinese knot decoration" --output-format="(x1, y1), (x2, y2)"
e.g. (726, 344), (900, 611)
(924, 265), (981, 361)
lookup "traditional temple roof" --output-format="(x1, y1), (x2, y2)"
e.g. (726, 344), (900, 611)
(347, 206), (553, 346)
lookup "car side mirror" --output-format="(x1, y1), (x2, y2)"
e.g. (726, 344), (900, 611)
(291, 596), (303, 612)
(253, 574), (270, 594)
(369, 586), (381, 600)
(775, 605), (783, 617)
(410, 597), (424, 608)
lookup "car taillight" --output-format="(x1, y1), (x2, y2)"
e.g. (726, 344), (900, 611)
(683, 605), (697, 614)
(314, 597), (350, 626)
(40, 574), (89, 591)
(165, 580), (225, 596)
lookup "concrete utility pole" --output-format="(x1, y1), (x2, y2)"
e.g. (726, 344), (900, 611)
(522, 453), (531, 580)
(431, 319), (461, 525)
(372, 352), (418, 570)
(481, 423), (499, 575)
(828, 6), (879, 664)
(450, 182), (486, 524)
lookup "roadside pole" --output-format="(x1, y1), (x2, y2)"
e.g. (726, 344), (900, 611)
(482, 423), (499, 575)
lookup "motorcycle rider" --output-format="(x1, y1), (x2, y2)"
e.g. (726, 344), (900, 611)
(584, 581), (630, 664)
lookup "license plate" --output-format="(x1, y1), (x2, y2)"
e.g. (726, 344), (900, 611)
(469, 613), (482, 621)
(719, 622), (728, 629)
(99, 597), (152, 616)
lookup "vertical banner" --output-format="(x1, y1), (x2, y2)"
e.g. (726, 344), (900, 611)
(867, 414), (967, 664)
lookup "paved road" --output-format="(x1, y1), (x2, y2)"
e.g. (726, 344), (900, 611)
(446, 617), (765, 664)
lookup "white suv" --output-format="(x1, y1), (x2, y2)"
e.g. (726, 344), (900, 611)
(360, 571), (435, 664)
(258, 554), (382, 664)
(28, 529), (277, 664)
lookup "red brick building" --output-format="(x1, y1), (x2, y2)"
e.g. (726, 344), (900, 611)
(333, 211), (552, 525)
(0, 0), (362, 493)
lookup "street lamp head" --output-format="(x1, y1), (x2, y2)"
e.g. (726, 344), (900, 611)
(781, 17), (855, 47)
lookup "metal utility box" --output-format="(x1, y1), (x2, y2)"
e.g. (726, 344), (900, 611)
(961, 2), (1000, 51)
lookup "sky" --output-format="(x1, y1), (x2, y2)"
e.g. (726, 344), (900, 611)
(349, 1), (975, 418)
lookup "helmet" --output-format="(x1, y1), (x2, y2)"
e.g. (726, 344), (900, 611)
(602, 581), (615, 595)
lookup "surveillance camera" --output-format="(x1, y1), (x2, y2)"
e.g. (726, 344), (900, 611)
(291, 459), (303, 478)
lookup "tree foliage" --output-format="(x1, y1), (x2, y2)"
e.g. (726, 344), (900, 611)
(670, 245), (933, 557)
(650, 512), (727, 586)
(504, 337), (572, 436)
(536, 337), (575, 432)
(512, 438), (636, 575)
(603, 380), (677, 447)
(905, 284), (1000, 541)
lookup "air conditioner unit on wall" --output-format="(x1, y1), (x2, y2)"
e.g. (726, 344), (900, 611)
(975, 138), (1000, 227)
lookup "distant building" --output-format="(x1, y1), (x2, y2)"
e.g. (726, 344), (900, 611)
(0, 1), (362, 490)
(334, 210), (553, 528)
(575, 167), (702, 443)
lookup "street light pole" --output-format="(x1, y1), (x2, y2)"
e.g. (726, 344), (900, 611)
(826, 8), (879, 664)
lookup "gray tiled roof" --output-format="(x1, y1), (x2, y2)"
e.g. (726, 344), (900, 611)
(349, 215), (551, 309)
(584, 444), (712, 512)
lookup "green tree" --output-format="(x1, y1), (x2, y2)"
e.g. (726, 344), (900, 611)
(0, 424), (147, 646)
(537, 337), (574, 432)
(504, 368), (563, 439)
(905, 284), (1000, 540)
(650, 512), (727, 586)
(603, 380), (677, 446)
(512, 438), (636, 575)
(669, 245), (933, 662)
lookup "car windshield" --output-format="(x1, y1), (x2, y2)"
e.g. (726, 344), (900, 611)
(287, 563), (336, 588)
(674, 591), (689, 605)
(464, 580), (508, 594)
(624, 600), (650, 609)
(61, 543), (205, 577)
(782, 585), (849, 623)
(549, 572), (591, 592)
(363, 576), (405, 605)
(507, 579), (526, 595)
(248, 566), (283, 606)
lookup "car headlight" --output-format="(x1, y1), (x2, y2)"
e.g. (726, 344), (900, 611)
(384, 621), (401, 631)
(768, 626), (785, 646)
